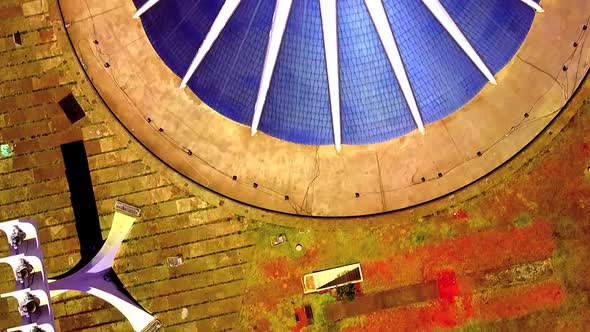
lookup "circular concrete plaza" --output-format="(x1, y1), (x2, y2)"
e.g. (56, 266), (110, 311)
(60, 0), (590, 217)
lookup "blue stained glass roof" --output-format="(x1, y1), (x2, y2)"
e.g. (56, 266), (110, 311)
(133, 0), (537, 145)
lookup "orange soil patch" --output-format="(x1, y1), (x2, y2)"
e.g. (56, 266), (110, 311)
(510, 135), (590, 221)
(342, 299), (471, 332)
(253, 318), (271, 331)
(246, 247), (322, 311)
(253, 258), (302, 309)
(300, 246), (320, 266)
(363, 221), (554, 290)
(476, 282), (563, 321)
(478, 189), (531, 224)
(344, 282), (563, 332)
(452, 209), (469, 220)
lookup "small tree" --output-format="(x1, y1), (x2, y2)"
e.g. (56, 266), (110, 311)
(336, 284), (356, 301)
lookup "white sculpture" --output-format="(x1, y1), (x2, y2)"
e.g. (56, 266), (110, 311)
(0, 203), (160, 332)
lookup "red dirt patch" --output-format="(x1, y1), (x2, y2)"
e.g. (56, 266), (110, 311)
(243, 258), (304, 312)
(437, 270), (459, 304)
(262, 257), (293, 280)
(248, 247), (329, 312)
(421, 221), (554, 281)
(453, 209), (469, 220)
(343, 282), (563, 331)
(300, 246), (320, 266)
(476, 282), (564, 321)
(354, 282), (364, 297)
(363, 221), (554, 291)
(342, 299), (468, 332)
(364, 260), (396, 282)
(479, 189), (531, 224)
(253, 318), (271, 331)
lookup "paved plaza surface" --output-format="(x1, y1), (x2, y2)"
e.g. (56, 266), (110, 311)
(1, 1), (590, 331)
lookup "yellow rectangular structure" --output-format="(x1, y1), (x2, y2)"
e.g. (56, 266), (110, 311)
(302, 263), (363, 294)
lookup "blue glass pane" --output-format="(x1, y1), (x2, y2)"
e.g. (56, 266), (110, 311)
(133, 0), (536, 145)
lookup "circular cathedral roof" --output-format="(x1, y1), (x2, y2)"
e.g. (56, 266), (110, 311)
(132, 0), (539, 147)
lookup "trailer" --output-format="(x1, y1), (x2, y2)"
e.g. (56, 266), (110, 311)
(302, 263), (363, 294)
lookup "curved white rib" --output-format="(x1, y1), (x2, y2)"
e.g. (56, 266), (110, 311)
(133, 0), (160, 19)
(320, 0), (342, 151)
(251, 0), (294, 136)
(364, 0), (425, 135)
(47, 211), (155, 332)
(422, 0), (497, 85)
(87, 212), (136, 273)
(180, 0), (242, 88)
(520, 0), (544, 12)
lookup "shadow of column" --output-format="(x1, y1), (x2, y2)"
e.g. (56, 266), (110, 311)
(52, 141), (160, 331)
(60, 141), (102, 272)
